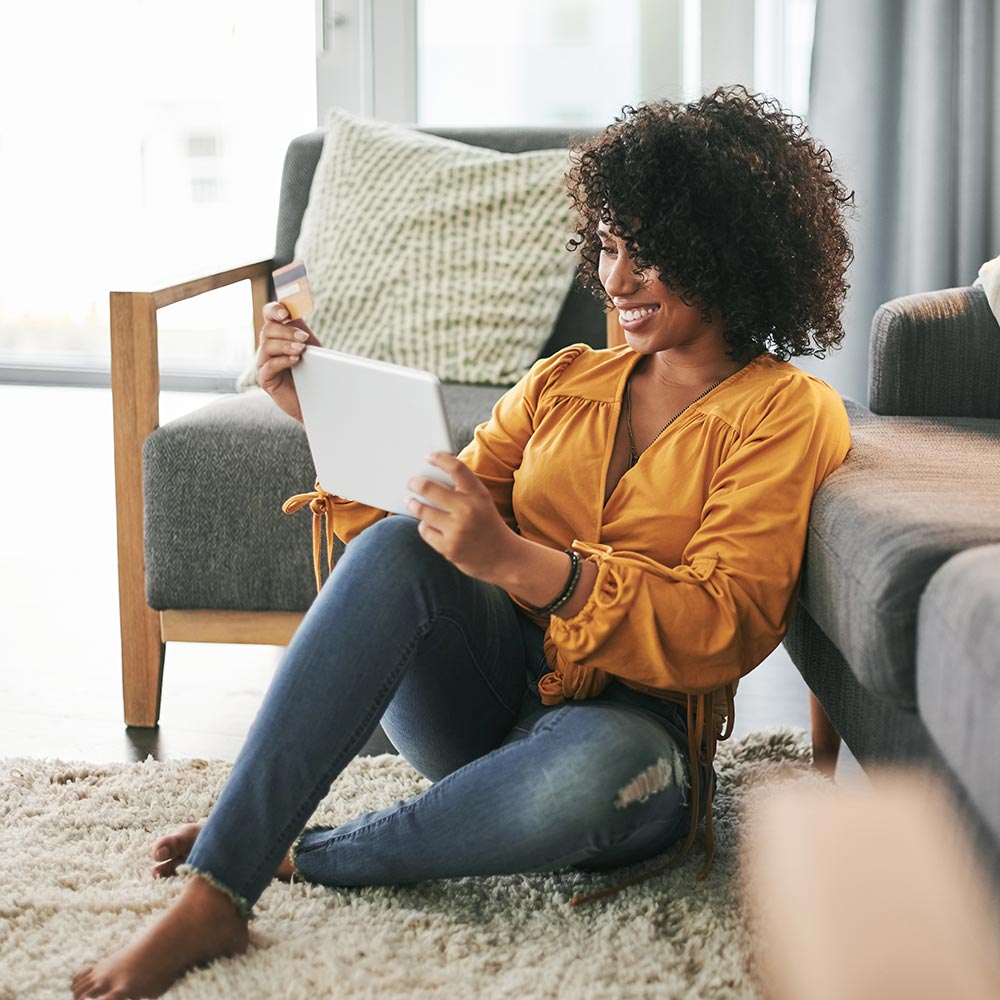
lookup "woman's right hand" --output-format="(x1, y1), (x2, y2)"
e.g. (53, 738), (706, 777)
(256, 302), (322, 423)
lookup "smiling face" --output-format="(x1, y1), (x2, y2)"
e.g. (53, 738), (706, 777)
(597, 222), (730, 367)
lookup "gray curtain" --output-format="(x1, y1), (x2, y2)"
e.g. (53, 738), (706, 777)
(798, 0), (999, 404)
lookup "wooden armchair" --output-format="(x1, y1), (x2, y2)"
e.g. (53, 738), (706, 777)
(109, 125), (621, 730)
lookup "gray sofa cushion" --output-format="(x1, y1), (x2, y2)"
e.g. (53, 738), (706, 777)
(144, 384), (506, 611)
(800, 399), (1000, 711)
(917, 545), (1000, 844)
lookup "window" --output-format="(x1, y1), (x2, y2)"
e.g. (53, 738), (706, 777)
(412, 0), (815, 127)
(190, 178), (225, 203)
(416, 0), (674, 127)
(187, 134), (222, 159)
(4, 1), (815, 386)
(0, 1), (316, 382)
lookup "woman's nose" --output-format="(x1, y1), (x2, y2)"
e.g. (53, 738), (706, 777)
(603, 253), (644, 297)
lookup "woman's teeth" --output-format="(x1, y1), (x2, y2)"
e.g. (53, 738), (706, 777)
(619, 306), (658, 323)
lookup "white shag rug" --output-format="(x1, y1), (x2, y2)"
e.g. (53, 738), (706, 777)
(1, 729), (826, 1000)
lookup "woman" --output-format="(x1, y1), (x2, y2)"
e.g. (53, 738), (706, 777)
(73, 86), (854, 1000)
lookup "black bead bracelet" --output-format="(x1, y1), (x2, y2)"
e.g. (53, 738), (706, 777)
(531, 549), (582, 616)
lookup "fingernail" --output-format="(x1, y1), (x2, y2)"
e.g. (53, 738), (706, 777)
(274, 306), (288, 320)
(155, 847), (169, 861)
(293, 329), (308, 341)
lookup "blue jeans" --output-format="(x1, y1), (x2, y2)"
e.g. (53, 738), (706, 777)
(181, 517), (711, 919)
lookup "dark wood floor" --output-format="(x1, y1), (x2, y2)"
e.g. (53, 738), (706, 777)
(0, 383), (859, 775)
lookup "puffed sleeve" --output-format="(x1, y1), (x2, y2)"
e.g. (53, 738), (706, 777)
(329, 344), (587, 543)
(455, 344), (588, 529)
(545, 373), (852, 696)
(328, 496), (388, 545)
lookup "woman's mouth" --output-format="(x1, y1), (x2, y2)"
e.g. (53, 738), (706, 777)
(617, 304), (660, 333)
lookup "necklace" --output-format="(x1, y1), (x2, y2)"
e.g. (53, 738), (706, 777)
(625, 370), (732, 469)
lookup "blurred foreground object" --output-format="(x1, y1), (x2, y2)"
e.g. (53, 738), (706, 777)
(746, 770), (1000, 1000)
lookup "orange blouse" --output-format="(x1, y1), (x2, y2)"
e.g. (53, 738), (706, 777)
(312, 344), (850, 713)
(284, 343), (852, 897)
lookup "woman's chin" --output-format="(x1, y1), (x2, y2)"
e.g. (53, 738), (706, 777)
(623, 330), (662, 353)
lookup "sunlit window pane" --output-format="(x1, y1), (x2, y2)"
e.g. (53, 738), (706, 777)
(0, 1), (316, 374)
(417, 0), (816, 127)
(417, 0), (649, 128)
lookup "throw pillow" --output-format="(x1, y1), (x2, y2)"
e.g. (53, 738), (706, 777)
(238, 108), (578, 389)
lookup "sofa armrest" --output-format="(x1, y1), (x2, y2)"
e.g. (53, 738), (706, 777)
(109, 258), (273, 441)
(108, 258), (273, 724)
(868, 285), (1000, 418)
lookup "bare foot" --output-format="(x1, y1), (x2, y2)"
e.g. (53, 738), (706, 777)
(151, 824), (296, 882)
(71, 874), (250, 999)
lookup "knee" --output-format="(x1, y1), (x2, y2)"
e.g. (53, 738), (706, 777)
(345, 514), (423, 558)
(329, 515), (462, 613)
(608, 751), (688, 812)
(534, 710), (690, 834)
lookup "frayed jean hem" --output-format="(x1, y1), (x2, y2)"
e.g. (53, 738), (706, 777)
(176, 863), (255, 922)
(288, 824), (330, 885)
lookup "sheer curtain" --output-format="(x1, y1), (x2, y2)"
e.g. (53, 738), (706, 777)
(803, 0), (999, 404)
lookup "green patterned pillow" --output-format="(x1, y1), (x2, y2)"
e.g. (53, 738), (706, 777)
(238, 108), (577, 389)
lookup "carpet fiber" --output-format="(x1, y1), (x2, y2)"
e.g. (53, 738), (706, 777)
(1, 729), (823, 999)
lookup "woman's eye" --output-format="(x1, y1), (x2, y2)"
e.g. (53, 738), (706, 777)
(599, 244), (617, 256)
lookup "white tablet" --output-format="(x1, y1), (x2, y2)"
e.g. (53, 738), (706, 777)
(291, 345), (456, 516)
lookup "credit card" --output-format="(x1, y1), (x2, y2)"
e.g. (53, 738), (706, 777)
(273, 259), (314, 320)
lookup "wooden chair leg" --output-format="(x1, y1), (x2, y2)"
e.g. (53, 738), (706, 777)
(810, 691), (841, 778)
(119, 596), (166, 728)
(111, 290), (165, 728)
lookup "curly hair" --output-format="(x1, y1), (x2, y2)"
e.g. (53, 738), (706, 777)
(566, 86), (855, 362)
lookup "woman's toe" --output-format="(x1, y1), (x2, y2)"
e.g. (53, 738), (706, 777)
(150, 823), (202, 878)
(71, 969), (95, 999)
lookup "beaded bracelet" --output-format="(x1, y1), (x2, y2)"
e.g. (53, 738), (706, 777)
(531, 549), (582, 616)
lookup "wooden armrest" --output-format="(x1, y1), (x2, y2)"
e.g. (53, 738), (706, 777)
(109, 257), (275, 428)
(141, 258), (274, 310)
(109, 259), (275, 728)
(110, 257), (275, 361)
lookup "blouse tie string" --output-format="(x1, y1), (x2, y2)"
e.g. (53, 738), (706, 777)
(568, 681), (736, 907)
(281, 478), (336, 594)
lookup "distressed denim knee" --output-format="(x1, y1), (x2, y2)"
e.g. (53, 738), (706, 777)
(513, 703), (692, 869)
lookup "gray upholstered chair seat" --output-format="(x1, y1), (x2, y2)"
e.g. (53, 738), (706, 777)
(800, 401), (1000, 711)
(917, 544), (1000, 843)
(144, 383), (508, 612)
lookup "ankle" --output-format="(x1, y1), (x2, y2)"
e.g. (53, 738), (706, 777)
(183, 871), (251, 925)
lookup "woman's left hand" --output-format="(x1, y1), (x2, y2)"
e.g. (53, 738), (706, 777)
(406, 453), (520, 583)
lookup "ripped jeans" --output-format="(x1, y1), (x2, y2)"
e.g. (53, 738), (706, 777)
(180, 517), (712, 919)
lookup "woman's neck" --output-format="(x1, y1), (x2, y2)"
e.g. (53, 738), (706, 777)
(637, 349), (749, 390)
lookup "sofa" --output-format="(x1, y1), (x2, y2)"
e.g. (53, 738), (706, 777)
(782, 284), (1000, 894)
